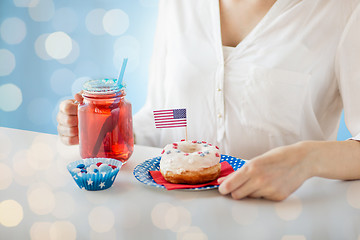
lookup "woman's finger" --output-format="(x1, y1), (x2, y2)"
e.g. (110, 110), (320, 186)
(74, 91), (84, 103)
(248, 188), (267, 199)
(59, 99), (78, 115)
(56, 111), (78, 127)
(228, 179), (260, 200)
(57, 124), (78, 137)
(59, 135), (79, 145)
(218, 167), (249, 195)
(217, 176), (226, 184)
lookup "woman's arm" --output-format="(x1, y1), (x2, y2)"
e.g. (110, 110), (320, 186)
(218, 140), (360, 201)
(218, 3), (360, 201)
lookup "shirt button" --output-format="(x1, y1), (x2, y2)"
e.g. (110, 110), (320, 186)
(217, 114), (222, 118)
(217, 88), (222, 92)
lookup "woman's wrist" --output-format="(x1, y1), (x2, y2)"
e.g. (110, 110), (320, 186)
(297, 141), (326, 178)
(292, 141), (320, 179)
(296, 140), (360, 180)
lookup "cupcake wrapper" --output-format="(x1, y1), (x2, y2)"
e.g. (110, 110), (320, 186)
(67, 158), (122, 191)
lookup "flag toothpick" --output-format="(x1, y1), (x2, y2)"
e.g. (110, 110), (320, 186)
(153, 108), (187, 140)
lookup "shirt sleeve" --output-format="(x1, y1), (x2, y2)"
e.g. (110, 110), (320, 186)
(133, 0), (167, 147)
(335, 2), (360, 141)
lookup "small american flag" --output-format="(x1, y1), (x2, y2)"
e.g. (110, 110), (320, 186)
(153, 108), (187, 128)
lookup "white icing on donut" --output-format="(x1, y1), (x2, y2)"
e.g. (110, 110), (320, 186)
(160, 140), (221, 174)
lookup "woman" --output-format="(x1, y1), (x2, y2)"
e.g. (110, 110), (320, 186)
(57, 0), (360, 201)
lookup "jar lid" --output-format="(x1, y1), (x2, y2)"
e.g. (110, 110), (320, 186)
(83, 79), (125, 94)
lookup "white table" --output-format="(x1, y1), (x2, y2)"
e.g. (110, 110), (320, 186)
(0, 127), (359, 240)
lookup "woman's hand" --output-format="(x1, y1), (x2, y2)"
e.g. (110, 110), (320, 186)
(218, 140), (360, 201)
(218, 142), (313, 201)
(57, 92), (83, 145)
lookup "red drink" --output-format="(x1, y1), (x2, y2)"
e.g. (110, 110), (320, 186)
(78, 79), (133, 163)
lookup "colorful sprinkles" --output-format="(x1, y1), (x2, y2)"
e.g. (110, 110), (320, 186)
(160, 140), (221, 159)
(73, 162), (118, 174)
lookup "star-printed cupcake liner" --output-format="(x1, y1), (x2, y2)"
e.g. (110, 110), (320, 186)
(67, 158), (122, 191)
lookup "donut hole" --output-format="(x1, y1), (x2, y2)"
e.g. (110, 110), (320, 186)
(178, 144), (201, 153)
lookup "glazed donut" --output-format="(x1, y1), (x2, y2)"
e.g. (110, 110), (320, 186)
(160, 140), (221, 184)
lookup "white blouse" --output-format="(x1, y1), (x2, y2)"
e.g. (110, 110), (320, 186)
(133, 0), (360, 159)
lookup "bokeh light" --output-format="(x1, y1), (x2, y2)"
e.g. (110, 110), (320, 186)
(71, 76), (91, 96)
(0, 17), (27, 44)
(51, 192), (75, 219)
(114, 202), (141, 229)
(0, 130), (12, 160)
(103, 9), (129, 36)
(50, 68), (76, 96)
(275, 195), (303, 221)
(0, 200), (23, 227)
(49, 221), (76, 240)
(26, 140), (54, 170)
(151, 202), (174, 229)
(26, 134), (56, 171)
(55, 135), (80, 160)
(113, 35), (140, 73)
(30, 222), (52, 240)
(88, 206), (115, 233)
(44, 157), (72, 188)
(139, 0), (159, 7)
(164, 206), (191, 232)
(114, 35), (141, 54)
(74, 61), (100, 78)
(13, 151), (32, 177)
(27, 98), (53, 126)
(85, 191), (110, 205)
(151, 202), (192, 232)
(52, 7), (78, 33)
(0, 49), (16, 76)
(28, 0), (54, 22)
(231, 202), (258, 225)
(27, 183), (56, 215)
(85, 9), (106, 35)
(176, 226), (208, 240)
(0, 83), (22, 112)
(34, 33), (52, 60)
(347, 181), (360, 209)
(0, 163), (13, 190)
(12, 149), (36, 186)
(90, 228), (117, 240)
(45, 32), (73, 60)
(13, 0), (39, 8)
(57, 39), (80, 65)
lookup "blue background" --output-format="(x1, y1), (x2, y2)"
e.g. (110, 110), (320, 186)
(0, 0), (352, 141)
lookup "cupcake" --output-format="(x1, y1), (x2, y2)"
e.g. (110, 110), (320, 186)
(67, 158), (122, 191)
